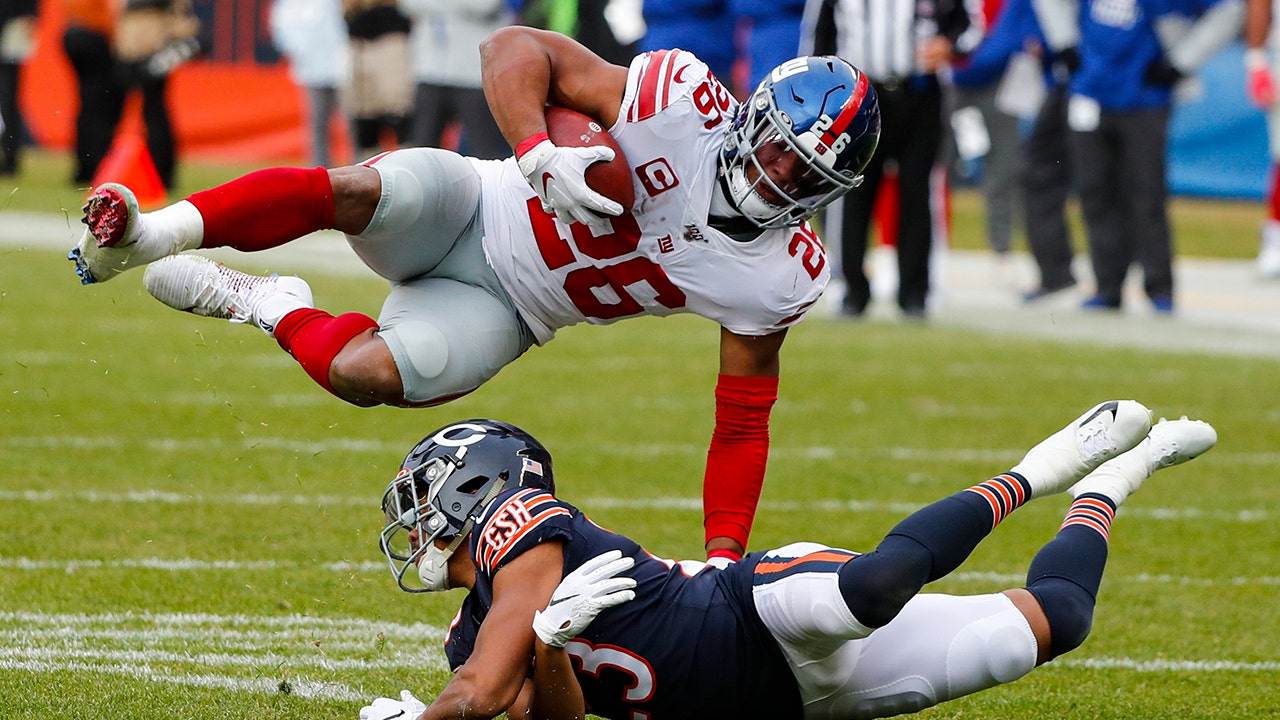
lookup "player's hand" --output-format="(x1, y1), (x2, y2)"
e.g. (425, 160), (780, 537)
(532, 549), (637, 648)
(1246, 49), (1277, 108)
(358, 690), (427, 720)
(516, 136), (624, 229)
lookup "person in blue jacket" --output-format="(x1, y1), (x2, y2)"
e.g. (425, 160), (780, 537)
(733, 0), (806, 91)
(952, 0), (1081, 301)
(640, 0), (739, 87)
(1039, 0), (1243, 312)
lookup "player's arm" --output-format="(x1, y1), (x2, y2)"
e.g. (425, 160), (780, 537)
(515, 549), (636, 720)
(479, 26), (629, 227)
(480, 26), (629, 147)
(526, 641), (587, 720)
(703, 328), (786, 559)
(421, 542), (566, 720)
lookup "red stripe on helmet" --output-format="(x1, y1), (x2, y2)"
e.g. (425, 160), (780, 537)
(820, 71), (869, 148)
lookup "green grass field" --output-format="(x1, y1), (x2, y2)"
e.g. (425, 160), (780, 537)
(2, 153), (1279, 718)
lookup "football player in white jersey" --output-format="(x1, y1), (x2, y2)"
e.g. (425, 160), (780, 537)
(66, 27), (881, 562)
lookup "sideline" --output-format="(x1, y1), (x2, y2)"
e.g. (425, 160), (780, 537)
(10, 208), (1280, 358)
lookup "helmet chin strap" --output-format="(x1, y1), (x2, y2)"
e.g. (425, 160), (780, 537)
(415, 477), (510, 591)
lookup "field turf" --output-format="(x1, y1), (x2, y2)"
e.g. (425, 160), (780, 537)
(2, 156), (1279, 718)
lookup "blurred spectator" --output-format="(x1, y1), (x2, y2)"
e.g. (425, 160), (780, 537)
(803, 0), (982, 320)
(641, 0), (738, 84)
(732, 0), (805, 91)
(508, 0), (642, 66)
(113, 0), (202, 189)
(1245, 0), (1280, 278)
(63, 0), (124, 185)
(343, 0), (413, 161)
(0, 0), (37, 176)
(399, 0), (511, 159)
(270, 0), (348, 167)
(1016, 0), (1091, 301)
(1045, 0), (1243, 313)
(950, 0), (1026, 282)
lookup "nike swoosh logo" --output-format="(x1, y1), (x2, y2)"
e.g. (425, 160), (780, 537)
(547, 593), (579, 607)
(384, 711), (406, 720)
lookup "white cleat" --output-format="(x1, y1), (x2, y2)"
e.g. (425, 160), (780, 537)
(1011, 400), (1153, 498)
(68, 183), (168, 284)
(1069, 417), (1218, 506)
(143, 255), (314, 336)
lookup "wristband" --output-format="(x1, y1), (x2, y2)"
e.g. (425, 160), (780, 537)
(515, 131), (550, 159)
(1246, 48), (1269, 70)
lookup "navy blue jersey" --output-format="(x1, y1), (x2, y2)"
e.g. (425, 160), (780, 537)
(443, 487), (803, 720)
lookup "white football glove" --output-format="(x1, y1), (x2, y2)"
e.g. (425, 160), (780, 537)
(358, 690), (427, 720)
(516, 138), (623, 230)
(532, 549), (637, 648)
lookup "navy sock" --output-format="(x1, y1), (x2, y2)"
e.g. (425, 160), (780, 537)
(1025, 493), (1115, 659)
(838, 473), (1031, 628)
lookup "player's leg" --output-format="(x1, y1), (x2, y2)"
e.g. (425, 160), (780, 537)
(1021, 417), (1218, 662)
(779, 418), (1217, 719)
(143, 148), (526, 407)
(834, 400), (1151, 629)
(753, 402), (1151, 710)
(69, 160), (379, 284)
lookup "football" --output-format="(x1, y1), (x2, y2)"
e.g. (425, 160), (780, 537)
(544, 106), (635, 210)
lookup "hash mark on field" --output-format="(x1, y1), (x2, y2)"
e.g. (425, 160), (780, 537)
(0, 612), (449, 701)
(0, 659), (366, 701)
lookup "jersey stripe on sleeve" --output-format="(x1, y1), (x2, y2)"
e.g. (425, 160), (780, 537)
(629, 49), (683, 123)
(476, 488), (572, 574)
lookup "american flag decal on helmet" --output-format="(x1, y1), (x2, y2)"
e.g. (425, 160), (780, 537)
(522, 457), (544, 477)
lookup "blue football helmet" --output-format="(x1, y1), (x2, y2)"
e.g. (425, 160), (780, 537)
(720, 56), (880, 229)
(379, 419), (555, 592)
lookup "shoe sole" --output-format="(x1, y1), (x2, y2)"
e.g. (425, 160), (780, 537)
(68, 185), (139, 285)
(83, 185), (135, 248)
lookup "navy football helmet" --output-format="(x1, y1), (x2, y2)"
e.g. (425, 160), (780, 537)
(720, 56), (880, 229)
(379, 419), (555, 592)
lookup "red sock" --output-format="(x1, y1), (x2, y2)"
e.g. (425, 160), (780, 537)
(187, 167), (336, 251)
(703, 374), (778, 553)
(273, 308), (378, 397)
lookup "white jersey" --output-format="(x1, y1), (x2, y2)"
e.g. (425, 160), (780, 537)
(476, 49), (831, 345)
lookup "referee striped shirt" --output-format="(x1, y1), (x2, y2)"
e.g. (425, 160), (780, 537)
(801, 0), (984, 82)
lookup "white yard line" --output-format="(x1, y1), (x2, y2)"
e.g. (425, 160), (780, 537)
(0, 486), (1271, 523)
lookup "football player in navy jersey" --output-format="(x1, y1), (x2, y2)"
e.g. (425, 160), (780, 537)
(363, 405), (1216, 720)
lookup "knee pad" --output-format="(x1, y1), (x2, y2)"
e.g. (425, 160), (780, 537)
(377, 320), (453, 403)
(945, 610), (1039, 692)
(1027, 577), (1095, 659)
